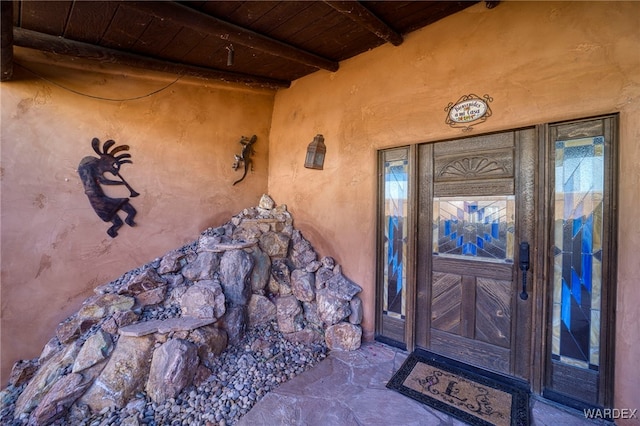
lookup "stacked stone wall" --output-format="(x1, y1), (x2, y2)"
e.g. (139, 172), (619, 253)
(2, 195), (362, 425)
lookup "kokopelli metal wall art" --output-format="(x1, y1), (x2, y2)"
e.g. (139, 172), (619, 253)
(78, 138), (139, 238)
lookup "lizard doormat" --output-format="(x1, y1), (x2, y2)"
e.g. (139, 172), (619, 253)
(387, 349), (530, 426)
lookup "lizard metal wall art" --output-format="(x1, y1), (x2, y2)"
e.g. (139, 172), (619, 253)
(232, 135), (257, 186)
(78, 137), (139, 238)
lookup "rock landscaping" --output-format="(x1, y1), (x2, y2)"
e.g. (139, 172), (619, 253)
(1, 195), (363, 426)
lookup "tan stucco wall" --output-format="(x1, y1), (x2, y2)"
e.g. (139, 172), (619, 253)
(268, 0), (639, 415)
(0, 48), (274, 382)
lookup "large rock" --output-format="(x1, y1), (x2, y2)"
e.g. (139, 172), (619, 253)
(349, 296), (363, 325)
(247, 294), (277, 326)
(188, 326), (228, 367)
(290, 230), (317, 269)
(38, 337), (63, 364)
(101, 310), (140, 334)
(181, 251), (220, 281)
(290, 269), (315, 302)
(157, 250), (185, 274)
(28, 373), (91, 426)
(302, 301), (323, 330)
(77, 294), (136, 321)
(249, 247), (271, 293)
(275, 296), (303, 333)
(258, 194), (275, 210)
(146, 339), (198, 404)
(219, 305), (247, 346)
(118, 268), (167, 296)
(79, 334), (156, 411)
(15, 341), (81, 417)
(179, 280), (226, 319)
(315, 266), (335, 290)
(8, 359), (39, 387)
(72, 329), (113, 373)
(135, 286), (167, 307)
(259, 232), (290, 258)
(118, 317), (216, 337)
(55, 317), (99, 344)
(325, 323), (362, 351)
(283, 328), (323, 345)
(316, 288), (351, 326)
(219, 249), (253, 306)
(326, 273), (362, 300)
(271, 259), (291, 295)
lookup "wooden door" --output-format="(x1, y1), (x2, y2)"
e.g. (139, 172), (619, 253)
(415, 128), (537, 381)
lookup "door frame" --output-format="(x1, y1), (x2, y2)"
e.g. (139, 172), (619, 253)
(540, 115), (618, 409)
(414, 127), (538, 382)
(375, 115), (617, 406)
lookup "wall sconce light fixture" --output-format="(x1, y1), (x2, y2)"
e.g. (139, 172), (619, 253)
(226, 44), (235, 66)
(304, 134), (326, 170)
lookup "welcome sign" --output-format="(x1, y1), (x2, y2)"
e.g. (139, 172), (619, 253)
(445, 94), (493, 131)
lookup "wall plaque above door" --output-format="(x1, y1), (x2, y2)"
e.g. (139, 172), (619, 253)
(445, 94), (493, 131)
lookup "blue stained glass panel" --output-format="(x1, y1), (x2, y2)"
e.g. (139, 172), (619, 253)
(552, 136), (604, 369)
(433, 196), (514, 262)
(382, 154), (408, 319)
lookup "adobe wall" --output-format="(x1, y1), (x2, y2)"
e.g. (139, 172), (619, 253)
(268, 0), (639, 415)
(0, 47), (274, 382)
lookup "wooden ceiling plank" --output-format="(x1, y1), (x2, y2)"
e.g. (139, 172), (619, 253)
(2, 1), (14, 81)
(123, 1), (339, 72)
(226, 1), (280, 26)
(100, 5), (153, 51)
(64, 1), (119, 44)
(132, 16), (183, 57)
(159, 26), (208, 62)
(12, 28), (290, 89)
(192, 1), (245, 22)
(282, 2), (348, 48)
(264, 2), (331, 43)
(247, 2), (313, 36)
(19, 0), (73, 35)
(323, 1), (403, 46)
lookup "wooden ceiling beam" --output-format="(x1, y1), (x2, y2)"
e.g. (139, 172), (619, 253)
(12, 28), (290, 90)
(1, 1), (14, 81)
(324, 1), (403, 46)
(124, 1), (339, 72)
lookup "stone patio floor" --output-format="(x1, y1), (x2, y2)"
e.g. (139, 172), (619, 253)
(238, 341), (611, 426)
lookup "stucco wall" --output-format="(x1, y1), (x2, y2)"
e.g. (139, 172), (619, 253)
(0, 48), (274, 382)
(268, 0), (639, 415)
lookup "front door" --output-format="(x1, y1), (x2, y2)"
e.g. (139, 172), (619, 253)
(414, 128), (537, 381)
(376, 115), (617, 406)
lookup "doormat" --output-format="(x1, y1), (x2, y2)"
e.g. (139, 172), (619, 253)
(386, 350), (530, 426)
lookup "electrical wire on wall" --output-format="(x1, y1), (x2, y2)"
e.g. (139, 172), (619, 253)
(14, 62), (184, 102)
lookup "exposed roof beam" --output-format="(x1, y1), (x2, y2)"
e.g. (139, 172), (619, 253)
(324, 1), (403, 46)
(124, 1), (340, 72)
(1, 1), (14, 81)
(12, 28), (290, 90)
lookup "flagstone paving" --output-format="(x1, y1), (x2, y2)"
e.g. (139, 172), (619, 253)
(239, 341), (612, 426)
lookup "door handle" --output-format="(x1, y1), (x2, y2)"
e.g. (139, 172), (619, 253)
(519, 242), (530, 300)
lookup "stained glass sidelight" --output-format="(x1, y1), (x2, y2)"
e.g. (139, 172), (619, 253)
(551, 136), (604, 370)
(382, 154), (408, 319)
(433, 196), (515, 262)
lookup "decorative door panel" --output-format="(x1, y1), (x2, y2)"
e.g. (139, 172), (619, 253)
(476, 277), (512, 348)
(430, 272), (462, 334)
(417, 128), (537, 380)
